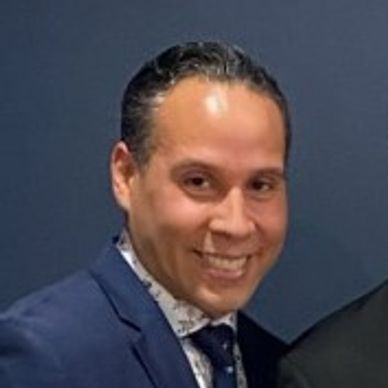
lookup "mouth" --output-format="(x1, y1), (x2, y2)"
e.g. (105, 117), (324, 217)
(194, 250), (251, 276)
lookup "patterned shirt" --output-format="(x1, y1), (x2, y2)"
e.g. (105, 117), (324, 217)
(117, 230), (247, 388)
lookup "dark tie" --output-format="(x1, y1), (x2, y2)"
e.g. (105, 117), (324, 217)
(190, 324), (237, 388)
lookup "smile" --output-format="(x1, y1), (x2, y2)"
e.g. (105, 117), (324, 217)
(194, 251), (250, 272)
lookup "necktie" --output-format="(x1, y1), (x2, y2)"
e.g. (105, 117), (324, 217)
(190, 324), (237, 388)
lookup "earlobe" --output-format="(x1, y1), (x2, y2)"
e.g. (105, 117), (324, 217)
(110, 141), (137, 212)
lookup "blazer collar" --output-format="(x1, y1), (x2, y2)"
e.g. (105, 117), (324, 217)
(89, 241), (199, 388)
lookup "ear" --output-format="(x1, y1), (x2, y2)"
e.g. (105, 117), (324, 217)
(110, 141), (138, 212)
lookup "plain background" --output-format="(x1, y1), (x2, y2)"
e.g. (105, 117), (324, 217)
(1, 0), (388, 342)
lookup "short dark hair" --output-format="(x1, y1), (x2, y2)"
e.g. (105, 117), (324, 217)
(121, 41), (291, 166)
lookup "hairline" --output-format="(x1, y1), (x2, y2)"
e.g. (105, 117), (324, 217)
(138, 74), (289, 169)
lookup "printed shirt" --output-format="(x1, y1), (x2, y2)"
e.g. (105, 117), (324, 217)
(117, 230), (247, 388)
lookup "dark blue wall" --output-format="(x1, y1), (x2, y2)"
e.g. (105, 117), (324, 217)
(1, 0), (388, 341)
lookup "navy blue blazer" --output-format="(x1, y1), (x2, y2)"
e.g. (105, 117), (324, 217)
(0, 242), (286, 387)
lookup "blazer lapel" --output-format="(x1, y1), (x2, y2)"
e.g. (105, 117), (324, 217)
(89, 241), (199, 388)
(131, 316), (199, 388)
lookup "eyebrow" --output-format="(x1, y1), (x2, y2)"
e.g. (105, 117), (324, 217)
(170, 159), (286, 179)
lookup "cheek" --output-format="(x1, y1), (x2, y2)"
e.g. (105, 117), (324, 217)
(152, 190), (210, 234)
(255, 199), (288, 241)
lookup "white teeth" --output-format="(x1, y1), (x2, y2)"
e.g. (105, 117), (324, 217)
(202, 253), (248, 271)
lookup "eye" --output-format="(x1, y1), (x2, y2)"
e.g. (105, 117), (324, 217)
(250, 179), (273, 192)
(248, 175), (283, 199)
(179, 171), (218, 199)
(182, 174), (211, 190)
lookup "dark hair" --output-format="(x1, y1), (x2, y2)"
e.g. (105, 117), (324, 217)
(121, 41), (291, 166)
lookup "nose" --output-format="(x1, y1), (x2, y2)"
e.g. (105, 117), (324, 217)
(209, 188), (255, 238)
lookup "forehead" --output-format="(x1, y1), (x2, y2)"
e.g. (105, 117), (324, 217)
(155, 76), (276, 120)
(150, 77), (285, 157)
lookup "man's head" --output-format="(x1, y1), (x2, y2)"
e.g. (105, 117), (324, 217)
(120, 41), (291, 167)
(111, 41), (290, 318)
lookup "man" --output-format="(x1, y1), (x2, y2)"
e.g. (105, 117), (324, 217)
(0, 41), (291, 387)
(278, 279), (388, 388)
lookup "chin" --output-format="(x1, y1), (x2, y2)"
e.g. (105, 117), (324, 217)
(197, 294), (249, 318)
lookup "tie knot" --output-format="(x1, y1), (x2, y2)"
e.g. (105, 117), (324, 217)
(190, 324), (235, 370)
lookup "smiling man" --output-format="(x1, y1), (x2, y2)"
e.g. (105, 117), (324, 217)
(0, 41), (291, 388)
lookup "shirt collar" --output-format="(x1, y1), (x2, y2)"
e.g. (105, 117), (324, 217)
(116, 229), (236, 338)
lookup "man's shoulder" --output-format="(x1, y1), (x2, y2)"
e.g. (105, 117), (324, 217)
(292, 279), (388, 353)
(0, 269), (107, 342)
(0, 270), (110, 387)
(0, 249), (137, 387)
(0, 240), (130, 355)
(0, 240), (129, 339)
(279, 279), (388, 386)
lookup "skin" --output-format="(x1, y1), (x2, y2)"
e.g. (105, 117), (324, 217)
(111, 77), (288, 318)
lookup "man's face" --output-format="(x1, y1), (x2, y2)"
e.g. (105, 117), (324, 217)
(113, 77), (288, 318)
